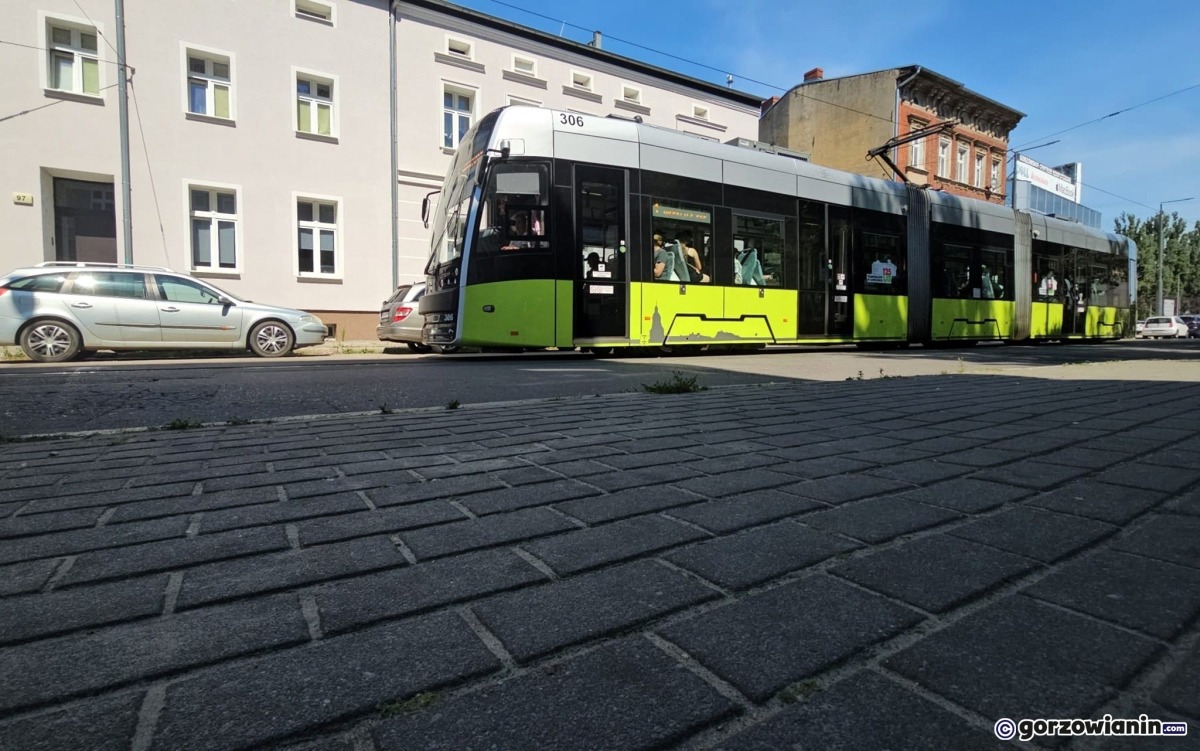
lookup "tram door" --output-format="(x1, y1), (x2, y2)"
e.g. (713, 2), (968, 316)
(573, 166), (628, 339)
(798, 202), (852, 338)
(827, 207), (854, 338)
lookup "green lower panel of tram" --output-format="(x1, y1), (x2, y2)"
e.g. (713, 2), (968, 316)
(930, 299), (1014, 340)
(1089, 306), (1130, 338)
(636, 283), (794, 344)
(1030, 302), (1065, 338)
(460, 280), (561, 347)
(855, 294), (908, 340)
(1030, 303), (1130, 339)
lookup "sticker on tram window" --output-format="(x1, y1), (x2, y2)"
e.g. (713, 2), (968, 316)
(834, 295), (848, 303)
(588, 284), (614, 295)
(559, 113), (585, 127)
(591, 271), (612, 279)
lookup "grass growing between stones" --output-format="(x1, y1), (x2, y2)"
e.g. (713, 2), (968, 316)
(379, 691), (440, 719)
(643, 371), (705, 394)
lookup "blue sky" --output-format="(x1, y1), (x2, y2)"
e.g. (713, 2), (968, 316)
(450, 0), (1200, 230)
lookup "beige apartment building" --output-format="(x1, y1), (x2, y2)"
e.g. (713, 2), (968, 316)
(0, 0), (762, 338)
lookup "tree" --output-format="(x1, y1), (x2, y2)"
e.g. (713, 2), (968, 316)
(1113, 212), (1200, 317)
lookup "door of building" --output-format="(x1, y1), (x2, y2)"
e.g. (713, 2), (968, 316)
(54, 178), (117, 263)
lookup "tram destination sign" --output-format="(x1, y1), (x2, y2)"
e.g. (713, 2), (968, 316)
(652, 204), (712, 223)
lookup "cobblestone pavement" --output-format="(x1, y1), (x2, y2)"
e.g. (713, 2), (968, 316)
(0, 375), (1197, 750)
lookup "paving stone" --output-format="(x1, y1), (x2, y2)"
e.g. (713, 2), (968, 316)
(1166, 488), (1200, 516)
(0, 692), (143, 751)
(417, 457), (527, 480)
(523, 445), (626, 465)
(336, 455), (454, 475)
(1152, 644), (1200, 720)
(1027, 481), (1167, 524)
(177, 535), (406, 608)
(0, 574), (168, 645)
(832, 535), (1039, 613)
(586, 464), (704, 493)
(803, 496), (962, 544)
(554, 486), (701, 524)
(401, 507), (578, 560)
(521, 515), (708, 576)
(892, 477), (1032, 513)
(108, 485), (279, 523)
(1037, 446), (1131, 470)
(61, 526), (290, 586)
(660, 575), (921, 702)
(281, 475), (392, 500)
(1092, 464), (1200, 495)
(666, 490), (826, 534)
(1113, 514), (1200, 570)
(772, 456), (878, 479)
(680, 453), (782, 476)
(601, 449), (705, 470)
(0, 515), (189, 566)
(1026, 549), (1200, 640)
(681, 440), (775, 459)
(149, 611), (499, 751)
(487, 465), (565, 487)
(950, 506), (1117, 562)
(0, 507), (105, 539)
(372, 638), (738, 751)
(472, 560), (718, 663)
(196, 466), (339, 493)
(885, 595), (1160, 721)
(316, 548), (546, 634)
(0, 594), (307, 713)
(862, 459), (973, 485)
(938, 446), (1027, 468)
(971, 460), (1093, 489)
(713, 670), (1007, 750)
(367, 475), (508, 507)
(778, 474), (911, 505)
(199, 492), (366, 533)
(0, 558), (60, 596)
(455, 479), (601, 516)
(296, 501), (464, 546)
(665, 521), (859, 590)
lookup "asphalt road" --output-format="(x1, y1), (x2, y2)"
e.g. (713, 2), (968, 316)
(0, 339), (1197, 437)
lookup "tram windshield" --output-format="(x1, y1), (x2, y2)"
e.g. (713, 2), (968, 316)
(426, 112), (499, 272)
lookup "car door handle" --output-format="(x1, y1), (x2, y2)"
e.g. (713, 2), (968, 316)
(160, 306), (181, 313)
(71, 302), (93, 309)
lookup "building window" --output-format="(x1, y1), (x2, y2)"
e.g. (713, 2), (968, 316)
(937, 138), (951, 178)
(621, 84), (642, 105)
(507, 95), (539, 107)
(294, 0), (334, 24)
(990, 158), (1001, 191)
(512, 55), (536, 77)
(692, 104), (710, 121)
(297, 198), (338, 276)
(908, 121), (927, 168)
(47, 23), (100, 95)
(442, 86), (473, 149)
(186, 51), (232, 119)
(974, 152), (985, 188)
(571, 71), (593, 92)
(189, 186), (238, 271)
(446, 37), (473, 59)
(296, 72), (335, 136)
(956, 143), (968, 183)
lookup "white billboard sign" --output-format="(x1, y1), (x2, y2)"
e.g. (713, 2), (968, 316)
(1015, 155), (1079, 203)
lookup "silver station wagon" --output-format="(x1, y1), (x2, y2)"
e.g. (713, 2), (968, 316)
(0, 262), (328, 362)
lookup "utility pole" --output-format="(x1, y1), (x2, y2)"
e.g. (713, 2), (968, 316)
(115, 0), (133, 264)
(1158, 197), (1194, 316)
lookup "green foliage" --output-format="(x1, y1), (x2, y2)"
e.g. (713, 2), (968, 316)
(1114, 211), (1200, 316)
(165, 418), (202, 430)
(446, 399), (460, 410)
(643, 371), (705, 394)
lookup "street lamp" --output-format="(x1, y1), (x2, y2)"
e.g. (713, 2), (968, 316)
(1158, 197), (1194, 316)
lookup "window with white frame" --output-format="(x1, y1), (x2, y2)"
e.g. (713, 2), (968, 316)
(908, 120), (927, 168)
(446, 37), (473, 59)
(296, 73), (334, 136)
(956, 143), (968, 183)
(443, 85), (473, 149)
(189, 186), (238, 271)
(47, 23), (100, 95)
(692, 104), (710, 121)
(512, 54), (536, 77)
(937, 138), (950, 177)
(297, 198), (338, 276)
(621, 84), (642, 105)
(974, 152), (985, 188)
(186, 51), (232, 119)
(990, 158), (1001, 191)
(571, 71), (593, 92)
(294, 0), (334, 23)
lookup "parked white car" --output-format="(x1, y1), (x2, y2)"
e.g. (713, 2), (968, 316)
(1140, 316), (1189, 339)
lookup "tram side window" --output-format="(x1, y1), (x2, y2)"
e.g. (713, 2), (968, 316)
(478, 163), (550, 254)
(651, 201), (712, 283)
(1107, 256), (1129, 308)
(1033, 250), (1062, 302)
(734, 214), (784, 287)
(858, 231), (905, 294)
(935, 244), (973, 298)
(979, 248), (1010, 300)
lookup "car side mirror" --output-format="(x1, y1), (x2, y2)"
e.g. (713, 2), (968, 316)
(219, 296), (234, 306)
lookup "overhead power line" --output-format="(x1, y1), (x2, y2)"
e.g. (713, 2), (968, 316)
(1013, 82), (1200, 150)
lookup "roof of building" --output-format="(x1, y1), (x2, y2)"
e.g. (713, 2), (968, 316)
(402, 0), (765, 108)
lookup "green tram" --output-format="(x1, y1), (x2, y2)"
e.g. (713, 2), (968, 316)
(420, 106), (1136, 353)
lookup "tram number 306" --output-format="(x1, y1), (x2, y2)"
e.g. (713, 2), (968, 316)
(559, 113), (585, 127)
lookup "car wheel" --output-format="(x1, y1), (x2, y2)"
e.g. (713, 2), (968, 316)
(20, 319), (81, 363)
(248, 320), (295, 357)
(407, 342), (432, 353)
(435, 344), (460, 354)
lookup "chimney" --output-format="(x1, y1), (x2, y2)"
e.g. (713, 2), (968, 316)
(761, 96), (780, 117)
(589, 31), (602, 49)
(803, 67), (823, 82)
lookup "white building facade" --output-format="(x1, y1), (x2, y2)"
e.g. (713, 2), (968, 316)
(1, 0), (762, 338)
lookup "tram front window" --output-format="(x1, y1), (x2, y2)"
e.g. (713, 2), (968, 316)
(477, 163), (550, 254)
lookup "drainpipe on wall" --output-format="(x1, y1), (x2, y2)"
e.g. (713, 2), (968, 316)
(893, 66), (922, 182)
(116, 0), (133, 264)
(389, 0), (400, 290)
